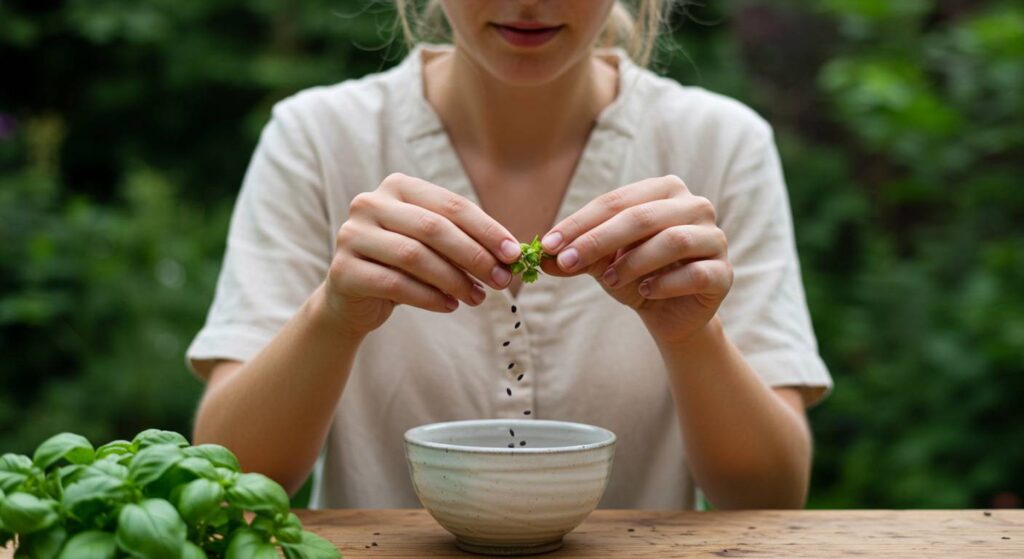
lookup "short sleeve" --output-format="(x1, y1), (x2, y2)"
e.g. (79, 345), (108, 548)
(186, 101), (332, 378)
(714, 122), (832, 406)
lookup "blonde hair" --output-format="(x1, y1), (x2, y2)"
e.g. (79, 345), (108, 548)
(394, 0), (674, 67)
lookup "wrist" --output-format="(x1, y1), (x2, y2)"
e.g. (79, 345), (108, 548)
(306, 282), (368, 347)
(652, 315), (726, 356)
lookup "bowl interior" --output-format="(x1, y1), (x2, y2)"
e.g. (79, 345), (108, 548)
(405, 419), (615, 452)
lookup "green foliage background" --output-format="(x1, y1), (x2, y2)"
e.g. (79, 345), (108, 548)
(1, 1), (1022, 509)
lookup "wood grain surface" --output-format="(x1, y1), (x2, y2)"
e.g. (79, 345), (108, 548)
(3, 509), (1022, 557)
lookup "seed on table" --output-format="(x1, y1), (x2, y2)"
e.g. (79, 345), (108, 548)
(523, 410), (532, 415)
(372, 542), (378, 546)
(514, 321), (521, 329)
(373, 532), (380, 535)
(628, 528), (635, 532)
(503, 341), (510, 347)
(511, 305), (517, 313)
(517, 374), (524, 381)
(508, 443), (514, 448)
(519, 440), (526, 446)
(506, 388), (512, 396)
(510, 429), (515, 437)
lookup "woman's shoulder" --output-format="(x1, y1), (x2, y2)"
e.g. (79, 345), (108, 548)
(629, 66), (774, 147)
(266, 57), (414, 141)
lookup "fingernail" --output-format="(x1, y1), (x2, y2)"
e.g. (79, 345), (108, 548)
(602, 267), (618, 287)
(639, 281), (652, 297)
(491, 265), (512, 287)
(445, 295), (459, 310)
(541, 232), (563, 251)
(501, 239), (521, 261)
(470, 284), (486, 305)
(557, 247), (579, 271)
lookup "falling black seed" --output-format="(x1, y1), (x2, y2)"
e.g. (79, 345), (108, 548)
(524, 410), (532, 415)
(514, 321), (521, 329)
(503, 341), (510, 347)
(508, 443), (514, 448)
(510, 429), (515, 437)
(519, 440), (526, 446)
(506, 388), (512, 396)
(508, 362), (515, 369)
(517, 374), (524, 381)
(511, 305), (517, 313)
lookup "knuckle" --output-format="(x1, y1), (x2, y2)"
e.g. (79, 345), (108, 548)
(629, 204), (658, 230)
(327, 258), (347, 289)
(349, 192), (375, 214)
(580, 231), (603, 255)
(380, 172), (408, 191)
(664, 174), (689, 194)
(690, 263), (713, 290)
(694, 196), (717, 222)
(395, 240), (422, 267)
(415, 213), (445, 238)
(379, 270), (402, 298)
(468, 246), (492, 271)
(599, 188), (628, 214)
(667, 227), (693, 253)
(716, 228), (729, 253)
(442, 194), (469, 216)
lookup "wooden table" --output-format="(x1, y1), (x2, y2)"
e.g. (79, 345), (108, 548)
(4, 509), (1022, 557)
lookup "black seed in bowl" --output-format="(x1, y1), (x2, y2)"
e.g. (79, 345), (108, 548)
(510, 429), (515, 437)
(523, 410), (532, 415)
(519, 440), (526, 446)
(507, 443), (514, 448)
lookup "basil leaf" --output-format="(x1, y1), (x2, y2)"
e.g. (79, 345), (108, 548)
(95, 441), (133, 460)
(0, 492), (59, 534)
(281, 531), (340, 559)
(132, 429), (189, 451)
(175, 478), (225, 524)
(181, 541), (208, 559)
(275, 512), (304, 544)
(115, 499), (187, 559)
(225, 528), (279, 559)
(0, 454), (33, 493)
(183, 444), (240, 472)
(33, 434), (95, 471)
(82, 460), (128, 481)
(15, 524), (66, 559)
(62, 474), (128, 517)
(176, 457), (219, 481)
(128, 444), (184, 486)
(214, 467), (238, 485)
(57, 530), (116, 559)
(225, 473), (288, 514)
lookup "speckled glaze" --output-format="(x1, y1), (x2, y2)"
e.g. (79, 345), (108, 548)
(404, 419), (616, 556)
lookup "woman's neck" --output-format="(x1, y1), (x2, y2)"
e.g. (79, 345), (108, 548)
(423, 46), (618, 170)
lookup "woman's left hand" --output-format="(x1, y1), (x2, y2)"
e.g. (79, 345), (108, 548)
(539, 175), (732, 344)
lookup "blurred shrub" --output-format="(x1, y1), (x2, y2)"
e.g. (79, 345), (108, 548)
(1, 0), (1021, 508)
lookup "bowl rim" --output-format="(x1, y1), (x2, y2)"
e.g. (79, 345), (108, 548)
(404, 418), (616, 455)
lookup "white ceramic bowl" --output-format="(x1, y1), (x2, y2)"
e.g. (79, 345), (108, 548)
(404, 419), (616, 556)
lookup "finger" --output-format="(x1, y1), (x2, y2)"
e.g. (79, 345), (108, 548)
(338, 258), (460, 313)
(374, 201), (512, 290)
(540, 175), (689, 254)
(349, 228), (485, 306)
(638, 259), (733, 300)
(382, 173), (522, 264)
(602, 225), (727, 288)
(553, 197), (709, 274)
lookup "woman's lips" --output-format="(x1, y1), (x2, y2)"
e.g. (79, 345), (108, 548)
(492, 23), (564, 48)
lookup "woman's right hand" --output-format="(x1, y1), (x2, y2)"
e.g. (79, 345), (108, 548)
(320, 173), (523, 338)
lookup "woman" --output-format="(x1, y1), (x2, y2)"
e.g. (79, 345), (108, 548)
(188, 0), (832, 510)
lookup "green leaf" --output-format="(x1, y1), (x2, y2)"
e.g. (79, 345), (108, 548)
(95, 441), (133, 461)
(15, 524), (66, 559)
(57, 530), (116, 559)
(82, 461), (128, 481)
(175, 478), (224, 524)
(183, 445), (240, 472)
(176, 457), (219, 481)
(181, 541), (208, 559)
(128, 444), (184, 486)
(275, 512), (303, 544)
(115, 499), (187, 559)
(0, 454), (34, 493)
(132, 430), (189, 451)
(0, 492), (59, 534)
(33, 433), (95, 470)
(62, 474), (128, 517)
(281, 531), (340, 559)
(225, 528), (279, 559)
(226, 473), (288, 513)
